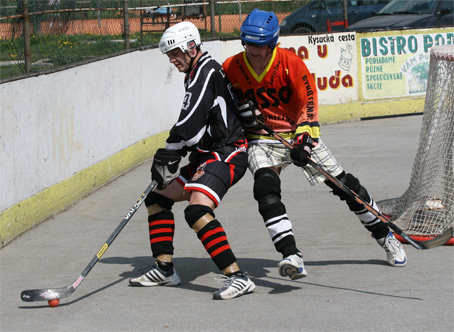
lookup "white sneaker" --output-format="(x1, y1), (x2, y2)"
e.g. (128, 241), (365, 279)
(129, 262), (181, 287)
(213, 272), (255, 300)
(375, 231), (407, 267)
(278, 253), (307, 280)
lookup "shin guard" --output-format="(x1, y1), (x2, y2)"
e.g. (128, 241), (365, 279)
(254, 168), (299, 257)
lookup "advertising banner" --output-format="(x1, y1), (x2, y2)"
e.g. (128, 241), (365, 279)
(279, 32), (358, 105)
(359, 29), (454, 99)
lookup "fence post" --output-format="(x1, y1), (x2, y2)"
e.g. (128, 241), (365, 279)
(123, 0), (130, 50)
(23, 0), (31, 73)
(97, 1), (102, 28)
(343, 0), (349, 28)
(210, 0), (215, 37)
(217, 2), (222, 33)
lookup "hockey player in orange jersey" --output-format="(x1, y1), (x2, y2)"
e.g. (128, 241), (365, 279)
(223, 9), (407, 280)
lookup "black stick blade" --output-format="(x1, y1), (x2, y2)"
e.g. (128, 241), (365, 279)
(417, 227), (453, 249)
(21, 287), (69, 302)
(21, 276), (82, 302)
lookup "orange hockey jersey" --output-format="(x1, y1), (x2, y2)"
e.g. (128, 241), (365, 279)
(223, 47), (320, 141)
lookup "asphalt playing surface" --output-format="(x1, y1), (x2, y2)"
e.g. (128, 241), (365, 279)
(1, 114), (453, 332)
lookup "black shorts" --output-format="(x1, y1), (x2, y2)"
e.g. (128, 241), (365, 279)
(178, 157), (247, 207)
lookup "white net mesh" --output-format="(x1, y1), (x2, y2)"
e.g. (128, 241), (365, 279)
(378, 45), (454, 241)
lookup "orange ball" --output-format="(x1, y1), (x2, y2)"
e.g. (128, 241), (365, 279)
(48, 299), (60, 307)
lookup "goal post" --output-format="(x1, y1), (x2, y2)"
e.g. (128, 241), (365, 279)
(378, 45), (454, 246)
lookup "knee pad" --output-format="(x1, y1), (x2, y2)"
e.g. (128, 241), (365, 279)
(325, 172), (370, 203)
(253, 168), (281, 201)
(253, 168), (283, 214)
(184, 204), (215, 229)
(145, 192), (174, 210)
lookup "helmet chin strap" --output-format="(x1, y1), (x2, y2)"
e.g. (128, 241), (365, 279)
(185, 57), (195, 74)
(185, 46), (201, 74)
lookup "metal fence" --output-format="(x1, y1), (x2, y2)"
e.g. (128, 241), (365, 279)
(0, 0), (306, 80)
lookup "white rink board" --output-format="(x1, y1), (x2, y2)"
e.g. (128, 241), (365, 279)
(0, 47), (184, 212)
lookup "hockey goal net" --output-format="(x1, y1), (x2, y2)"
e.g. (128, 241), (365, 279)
(378, 44), (454, 245)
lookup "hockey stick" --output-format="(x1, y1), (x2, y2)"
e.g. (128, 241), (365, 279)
(256, 119), (453, 250)
(21, 180), (157, 302)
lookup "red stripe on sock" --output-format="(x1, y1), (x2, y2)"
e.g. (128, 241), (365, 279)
(209, 244), (231, 258)
(204, 236), (227, 250)
(150, 236), (173, 244)
(199, 227), (223, 242)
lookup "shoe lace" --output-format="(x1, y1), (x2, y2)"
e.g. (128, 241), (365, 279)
(213, 274), (233, 288)
(385, 237), (401, 255)
(292, 254), (304, 265)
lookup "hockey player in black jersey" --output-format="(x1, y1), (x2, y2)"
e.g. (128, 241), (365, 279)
(129, 22), (255, 300)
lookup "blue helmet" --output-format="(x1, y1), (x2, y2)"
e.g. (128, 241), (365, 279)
(240, 9), (280, 50)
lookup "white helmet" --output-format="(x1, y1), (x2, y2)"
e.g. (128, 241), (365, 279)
(159, 21), (202, 54)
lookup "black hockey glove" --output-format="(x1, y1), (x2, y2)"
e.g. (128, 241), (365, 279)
(151, 148), (181, 190)
(290, 133), (314, 167)
(238, 99), (265, 130)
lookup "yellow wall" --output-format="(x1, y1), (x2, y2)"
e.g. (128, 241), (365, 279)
(0, 131), (168, 247)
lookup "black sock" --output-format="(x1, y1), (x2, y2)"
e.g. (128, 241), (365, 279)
(157, 261), (173, 271)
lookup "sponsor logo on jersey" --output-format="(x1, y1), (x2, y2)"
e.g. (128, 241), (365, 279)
(267, 61), (281, 85)
(235, 86), (294, 110)
(235, 58), (253, 86)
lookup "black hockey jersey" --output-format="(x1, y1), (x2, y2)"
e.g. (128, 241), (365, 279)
(166, 52), (247, 166)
